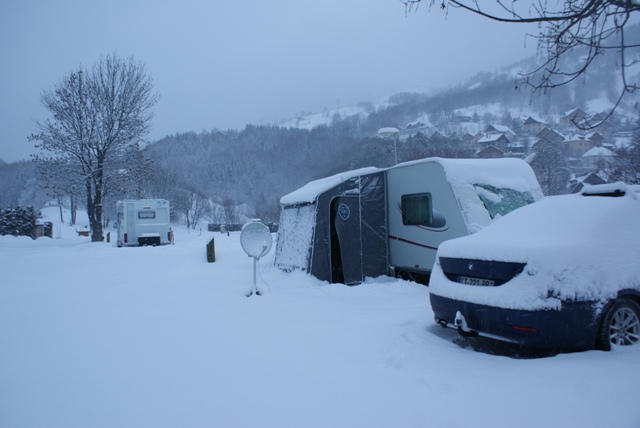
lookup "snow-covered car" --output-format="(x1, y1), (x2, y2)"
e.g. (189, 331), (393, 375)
(429, 183), (640, 352)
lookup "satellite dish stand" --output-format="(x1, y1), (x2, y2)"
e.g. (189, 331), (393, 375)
(239, 220), (273, 297)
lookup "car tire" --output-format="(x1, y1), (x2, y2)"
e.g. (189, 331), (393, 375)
(596, 298), (640, 351)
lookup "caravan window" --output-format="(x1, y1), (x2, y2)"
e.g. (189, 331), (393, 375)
(474, 184), (536, 219)
(138, 210), (156, 220)
(401, 193), (433, 226)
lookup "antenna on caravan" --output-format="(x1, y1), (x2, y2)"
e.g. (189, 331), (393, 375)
(240, 220), (273, 297)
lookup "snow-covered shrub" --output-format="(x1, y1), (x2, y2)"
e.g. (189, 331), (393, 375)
(0, 206), (38, 238)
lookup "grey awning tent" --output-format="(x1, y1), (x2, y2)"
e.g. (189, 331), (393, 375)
(275, 167), (388, 285)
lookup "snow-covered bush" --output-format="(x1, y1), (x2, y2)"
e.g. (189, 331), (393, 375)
(0, 206), (37, 238)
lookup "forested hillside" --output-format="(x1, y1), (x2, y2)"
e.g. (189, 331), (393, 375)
(2, 40), (639, 227)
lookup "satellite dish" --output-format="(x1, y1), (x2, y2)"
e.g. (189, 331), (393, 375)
(240, 220), (273, 297)
(240, 220), (272, 259)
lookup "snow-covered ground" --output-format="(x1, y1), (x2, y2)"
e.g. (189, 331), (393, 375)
(1, 208), (639, 428)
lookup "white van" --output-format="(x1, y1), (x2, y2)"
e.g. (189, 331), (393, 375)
(116, 199), (172, 247)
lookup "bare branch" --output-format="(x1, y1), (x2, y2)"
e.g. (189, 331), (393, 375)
(401, 1), (640, 120)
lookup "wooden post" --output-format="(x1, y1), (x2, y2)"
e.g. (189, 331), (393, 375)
(206, 237), (216, 263)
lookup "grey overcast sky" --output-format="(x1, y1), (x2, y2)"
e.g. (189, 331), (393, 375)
(0, 0), (537, 163)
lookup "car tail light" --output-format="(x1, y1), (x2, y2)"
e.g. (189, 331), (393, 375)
(124, 233), (128, 243)
(511, 325), (540, 333)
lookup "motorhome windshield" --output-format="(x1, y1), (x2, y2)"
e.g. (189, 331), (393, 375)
(474, 184), (536, 219)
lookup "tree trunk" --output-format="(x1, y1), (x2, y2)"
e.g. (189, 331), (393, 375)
(56, 195), (64, 223)
(86, 177), (94, 234)
(92, 203), (103, 242)
(91, 171), (104, 242)
(85, 175), (104, 242)
(70, 195), (77, 226)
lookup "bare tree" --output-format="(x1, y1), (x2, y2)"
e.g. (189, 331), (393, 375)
(35, 158), (81, 224)
(30, 54), (159, 241)
(189, 192), (212, 230)
(223, 197), (239, 224)
(402, 1), (640, 127)
(168, 183), (212, 230)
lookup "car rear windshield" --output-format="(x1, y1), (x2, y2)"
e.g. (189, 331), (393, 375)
(474, 184), (536, 219)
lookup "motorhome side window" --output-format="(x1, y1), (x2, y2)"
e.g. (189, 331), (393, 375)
(401, 193), (433, 226)
(138, 210), (156, 220)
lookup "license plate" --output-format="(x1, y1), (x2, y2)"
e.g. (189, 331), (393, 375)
(457, 276), (495, 286)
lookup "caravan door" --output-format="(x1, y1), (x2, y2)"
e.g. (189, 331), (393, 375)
(330, 196), (362, 285)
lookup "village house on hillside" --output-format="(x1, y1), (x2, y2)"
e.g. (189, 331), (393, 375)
(586, 131), (605, 145)
(477, 145), (505, 159)
(476, 133), (511, 149)
(393, 104), (631, 195)
(484, 124), (517, 141)
(523, 116), (547, 134)
(564, 134), (599, 157)
(460, 133), (475, 145)
(561, 108), (588, 126)
(587, 113), (616, 138)
(559, 109), (615, 138)
(581, 146), (616, 169)
(536, 127), (565, 144)
(568, 171), (607, 194)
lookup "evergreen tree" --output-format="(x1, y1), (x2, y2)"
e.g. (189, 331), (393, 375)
(0, 206), (37, 238)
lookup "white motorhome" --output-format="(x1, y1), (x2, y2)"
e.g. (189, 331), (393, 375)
(116, 199), (172, 247)
(275, 158), (543, 285)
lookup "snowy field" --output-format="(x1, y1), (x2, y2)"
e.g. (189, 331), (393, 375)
(1, 209), (639, 428)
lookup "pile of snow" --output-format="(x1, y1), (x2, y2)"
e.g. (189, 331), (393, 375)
(1, 207), (639, 427)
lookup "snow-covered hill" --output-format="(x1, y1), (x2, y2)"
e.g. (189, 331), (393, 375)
(277, 45), (639, 136)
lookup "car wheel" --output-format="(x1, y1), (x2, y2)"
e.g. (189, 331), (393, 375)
(597, 298), (640, 351)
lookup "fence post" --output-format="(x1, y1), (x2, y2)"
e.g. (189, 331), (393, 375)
(206, 237), (216, 263)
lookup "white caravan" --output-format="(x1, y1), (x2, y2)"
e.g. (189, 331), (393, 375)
(275, 157), (543, 285)
(385, 158), (543, 283)
(116, 199), (172, 247)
